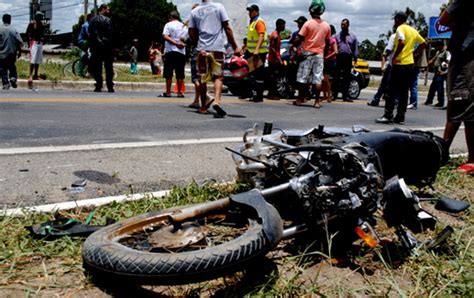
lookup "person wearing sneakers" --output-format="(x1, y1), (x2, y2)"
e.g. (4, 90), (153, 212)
(423, 41), (450, 108)
(375, 11), (426, 125)
(188, 0), (240, 118)
(439, 0), (474, 175)
(334, 18), (359, 102)
(0, 14), (22, 90)
(368, 32), (395, 107)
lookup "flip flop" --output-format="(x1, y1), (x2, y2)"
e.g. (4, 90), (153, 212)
(204, 98), (215, 109)
(177, 93), (185, 98)
(198, 108), (210, 114)
(26, 212), (113, 240)
(455, 163), (474, 175)
(212, 104), (227, 118)
(158, 93), (171, 97)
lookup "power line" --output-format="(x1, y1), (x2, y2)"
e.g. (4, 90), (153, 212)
(1, 6), (29, 13)
(11, 2), (82, 18)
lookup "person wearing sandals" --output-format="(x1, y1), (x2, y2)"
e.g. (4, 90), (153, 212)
(188, 0), (240, 118)
(184, 4), (202, 109)
(161, 11), (186, 98)
(292, 0), (331, 108)
(25, 12), (45, 89)
(439, 0), (474, 175)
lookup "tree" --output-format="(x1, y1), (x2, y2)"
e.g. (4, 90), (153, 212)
(71, 0), (177, 60)
(401, 7), (428, 37)
(109, 0), (177, 60)
(371, 7), (429, 60)
(71, 14), (86, 46)
(358, 39), (386, 61)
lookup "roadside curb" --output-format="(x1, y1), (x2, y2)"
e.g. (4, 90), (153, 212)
(15, 79), (197, 92)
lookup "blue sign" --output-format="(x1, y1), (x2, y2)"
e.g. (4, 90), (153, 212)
(428, 16), (452, 39)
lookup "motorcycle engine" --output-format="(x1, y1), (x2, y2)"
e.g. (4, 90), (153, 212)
(293, 143), (383, 227)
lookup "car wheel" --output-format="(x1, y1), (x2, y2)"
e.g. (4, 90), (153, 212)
(348, 79), (361, 99)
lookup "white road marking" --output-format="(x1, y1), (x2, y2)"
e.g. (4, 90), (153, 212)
(0, 126), (460, 155)
(0, 137), (243, 155)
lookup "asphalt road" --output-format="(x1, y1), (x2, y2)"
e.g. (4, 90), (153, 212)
(0, 88), (466, 208)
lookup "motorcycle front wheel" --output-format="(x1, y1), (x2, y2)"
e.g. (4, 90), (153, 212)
(82, 203), (274, 285)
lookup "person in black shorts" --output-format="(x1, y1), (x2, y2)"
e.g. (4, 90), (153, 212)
(161, 11), (186, 97)
(440, 0), (474, 174)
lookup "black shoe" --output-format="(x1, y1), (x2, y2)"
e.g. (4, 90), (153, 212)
(2, 85), (10, 90)
(367, 100), (379, 107)
(375, 116), (392, 124)
(423, 101), (433, 105)
(107, 88), (115, 93)
(433, 103), (443, 108)
(393, 117), (405, 125)
(10, 78), (17, 88)
(94, 88), (102, 92)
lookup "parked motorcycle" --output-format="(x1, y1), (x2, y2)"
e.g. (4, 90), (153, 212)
(82, 123), (469, 285)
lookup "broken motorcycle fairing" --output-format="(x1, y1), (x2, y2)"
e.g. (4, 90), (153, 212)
(82, 124), (463, 285)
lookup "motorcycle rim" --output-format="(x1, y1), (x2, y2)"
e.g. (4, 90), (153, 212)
(82, 204), (272, 285)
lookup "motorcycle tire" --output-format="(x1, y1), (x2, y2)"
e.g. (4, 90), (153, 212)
(82, 204), (273, 285)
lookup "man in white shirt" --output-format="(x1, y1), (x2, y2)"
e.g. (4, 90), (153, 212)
(161, 11), (186, 97)
(189, 0), (240, 118)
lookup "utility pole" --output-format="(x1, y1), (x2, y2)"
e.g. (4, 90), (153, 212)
(84, 0), (88, 15)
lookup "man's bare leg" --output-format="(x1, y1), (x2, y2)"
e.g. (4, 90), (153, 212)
(214, 78), (223, 106)
(443, 121), (461, 148)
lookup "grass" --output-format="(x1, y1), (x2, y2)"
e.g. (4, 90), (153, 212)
(15, 59), (173, 84)
(0, 159), (472, 296)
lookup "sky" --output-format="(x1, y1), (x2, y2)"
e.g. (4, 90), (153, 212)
(0, 0), (447, 42)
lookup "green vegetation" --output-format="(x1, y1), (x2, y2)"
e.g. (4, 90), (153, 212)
(70, 0), (177, 61)
(0, 160), (472, 296)
(15, 59), (168, 83)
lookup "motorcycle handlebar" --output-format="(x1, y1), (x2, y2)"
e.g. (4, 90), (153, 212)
(260, 171), (316, 197)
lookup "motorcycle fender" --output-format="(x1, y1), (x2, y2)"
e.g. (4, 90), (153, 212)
(230, 189), (283, 247)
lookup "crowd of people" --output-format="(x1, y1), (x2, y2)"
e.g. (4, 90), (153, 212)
(0, 1), (471, 171)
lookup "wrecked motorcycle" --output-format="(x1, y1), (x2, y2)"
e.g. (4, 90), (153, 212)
(82, 123), (469, 284)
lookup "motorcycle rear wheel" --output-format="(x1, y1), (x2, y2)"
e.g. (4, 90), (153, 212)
(82, 204), (272, 285)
